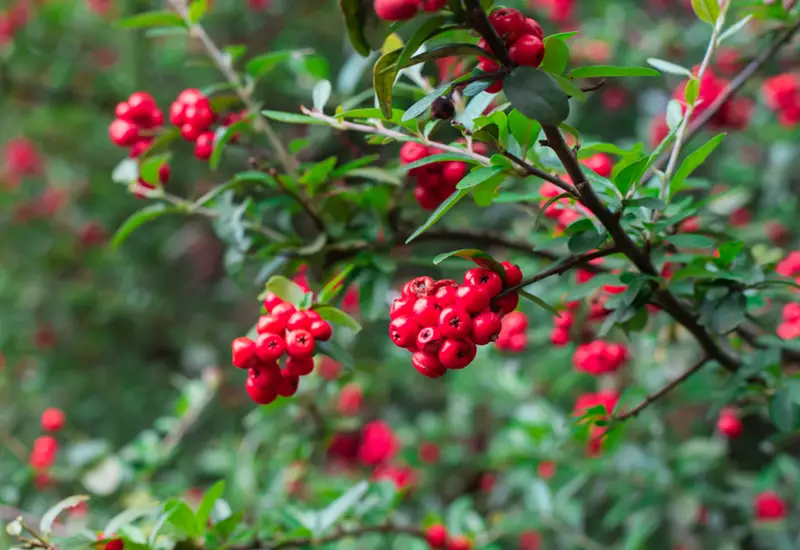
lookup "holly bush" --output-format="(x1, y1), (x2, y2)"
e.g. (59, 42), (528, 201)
(3, 0), (800, 549)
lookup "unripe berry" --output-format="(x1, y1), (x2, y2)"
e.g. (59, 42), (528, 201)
(285, 329), (315, 358)
(508, 35), (545, 68)
(389, 316), (421, 349)
(501, 261), (523, 287)
(464, 268), (504, 297)
(41, 408), (65, 432)
(431, 97), (456, 120)
(286, 356), (315, 376)
(245, 374), (278, 404)
(257, 314), (285, 335)
(413, 297), (442, 328)
(194, 132), (215, 160)
(400, 142), (429, 164)
(109, 119), (139, 147)
(438, 339), (477, 369)
(373, 0), (418, 21)
(425, 524), (448, 549)
(255, 332), (286, 362)
(438, 306), (473, 339)
(232, 337), (257, 368)
(417, 326), (444, 354)
(309, 320), (332, 341)
(455, 284), (491, 314)
(287, 311), (313, 331)
(471, 311), (502, 345)
(276, 372), (300, 397)
(441, 161), (468, 186)
(447, 535), (472, 550)
(411, 351), (447, 377)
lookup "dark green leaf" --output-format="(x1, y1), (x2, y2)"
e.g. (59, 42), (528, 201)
(40, 495), (90, 535)
(664, 234), (715, 249)
(503, 68), (570, 125)
(710, 292), (746, 334)
(623, 197), (666, 210)
(770, 389), (797, 433)
(265, 276), (312, 308)
(568, 228), (605, 253)
(570, 66), (660, 79)
(196, 481), (225, 529)
(112, 204), (183, 249)
(117, 11), (185, 28)
(508, 109), (541, 153)
(401, 83), (450, 122)
(455, 166), (505, 189)
(397, 15), (446, 69)
(614, 157), (648, 195)
(540, 37), (569, 75)
(313, 305), (362, 333)
(670, 133), (726, 194)
(210, 117), (252, 170)
(245, 50), (296, 79)
(316, 340), (355, 369)
(399, 152), (482, 174)
(339, 0), (387, 56)
(518, 290), (561, 317)
(374, 49), (402, 118)
(405, 189), (469, 243)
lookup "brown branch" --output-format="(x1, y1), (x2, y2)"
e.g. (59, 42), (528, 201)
(266, 168), (326, 234)
(614, 355), (710, 421)
(502, 150), (579, 197)
(253, 524), (426, 549)
(463, 0), (514, 67)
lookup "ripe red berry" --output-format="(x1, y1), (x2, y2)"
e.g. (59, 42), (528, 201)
(287, 311), (312, 331)
(183, 103), (214, 131)
(524, 17), (544, 40)
(277, 372), (300, 397)
(400, 142), (429, 164)
(581, 153), (614, 178)
(263, 291), (284, 312)
(464, 268), (504, 297)
(115, 102), (131, 120)
(104, 539), (124, 550)
(40, 408), (65, 432)
(717, 408), (743, 438)
(245, 374), (278, 404)
(417, 326), (444, 354)
(271, 302), (297, 325)
(488, 8), (529, 43)
(109, 119), (139, 147)
(754, 491), (787, 521)
(509, 35), (545, 68)
(286, 356), (315, 376)
(255, 333), (285, 362)
(415, 185), (441, 210)
(501, 261), (523, 287)
(550, 328), (570, 346)
(438, 306), (473, 339)
(441, 161), (468, 186)
(434, 285), (458, 308)
(373, 0), (418, 20)
(486, 80), (503, 94)
(127, 91), (157, 121)
(285, 329), (315, 359)
(232, 337), (257, 368)
(389, 316), (421, 349)
(438, 339), (477, 369)
(411, 351), (447, 378)
(413, 297), (442, 328)
(309, 320), (332, 341)
(471, 311), (502, 345)
(181, 123), (203, 141)
(421, 0), (445, 12)
(177, 88), (206, 106)
(447, 535), (472, 550)
(425, 524), (448, 549)
(257, 314), (285, 335)
(403, 276), (436, 298)
(249, 362), (282, 388)
(194, 132), (215, 160)
(158, 163), (171, 184)
(492, 291), (519, 316)
(390, 296), (415, 319)
(455, 285), (490, 314)
(478, 57), (499, 73)
(169, 101), (186, 126)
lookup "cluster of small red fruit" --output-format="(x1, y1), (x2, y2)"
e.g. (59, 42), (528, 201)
(373, 0), (446, 22)
(494, 310), (528, 352)
(477, 9), (546, 93)
(399, 142), (487, 211)
(572, 340), (629, 376)
(388, 262), (523, 377)
(574, 390), (618, 456)
(762, 73), (800, 127)
(28, 408), (66, 488)
(168, 88), (244, 160)
(230, 292), (332, 405)
(424, 524), (472, 550)
(776, 251), (800, 341)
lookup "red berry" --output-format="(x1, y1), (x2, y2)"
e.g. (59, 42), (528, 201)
(40, 408), (65, 432)
(373, 0), (418, 20)
(501, 261), (523, 287)
(169, 101), (186, 126)
(524, 17), (544, 40)
(257, 314), (285, 335)
(455, 285), (491, 314)
(417, 326), (444, 354)
(509, 35), (545, 68)
(127, 91), (157, 121)
(441, 161), (468, 186)
(177, 88), (206, 106)
(434, 285), (458, 308)
(425, 524), (448, 549)
(104, 539), (124, 550)
(413, 297), (442, 328)
(129, 138), (153, 158)
(271, 302), (297, 325)
(438, 339), (477, 369)
(309, 320), (332, 341)
(421, 0), (445, 12)
(194, 132), (215, 160)
(486, 80), (503, 94)
(550, 328), (570, 346)
(478, 57), (499, 73)
(415, 185), (441, 210)
(581, 153), (614, 178)
(183, 103), (214, 131)
(492, 292), (519, 316)
(411, 351), (447, 378)
(472, 311), (502, 345)
(447, 535), (472, 550)
(306, 310), (322, 323)
(181, 123), (203, 141)
(277, 372), (300, 397)
(390, 296), (415, 319)
(286, 356), (315, 376)
(232, 337), (257, 369)
(158, 163), (170, 184)
(754, 491), (787, 521)
(438, 306), (473, 339)
(245, 374), (278, 404)
(30, 435), (58, 469)
(400, 142), (430, 164)
(285, 329), (315, 359)
(403, 276), (436, 297)
(389, 316), (421, 349)
(287, 311), (312, 331)
(109, 119), (139, 147)
(717, 408), (743, 438)
(464, 268), (503, 297)
(255, 333), (285, 362)
(115, 102), (131, 120)
(488, 8), (529, 44)
(263, 291), (284, 312)
(249, 362), (282, 388)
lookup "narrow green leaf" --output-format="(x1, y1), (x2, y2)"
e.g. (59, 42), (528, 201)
(503, 68), (570, 125)
(570, 66), (660, 78)
(405, 189), (469, 243)
(345, 167), (402, 185)
(397, 15), (446, 69)
(670, 133), (726, 194)
(540, 37), (569, 75)
(518, 289), (562, 317)
(313, 306), (362, 333)
(319, 265), (358, 304)
(116, 11), (185, 28)
(40, 495), (90, 535)
(374, 49), (402, 118)
(401, 82), (450, 122)
(719, 15), (753, 42)
(550, 74), (586, 101)
(623, 197), (666, 210)
(646, 58), (692, 76)
(261, 110), (328, 125)
(164, 499), (200, 537)
(196, 481), (225, 529)
(399, 152), (483, 174)
(187, 0), (207, 22)
(246, 50), (298, 79)
(455, 165), (505, 189)
(691, 0), (721, 24)
(112, 204), (182, 249)
(664, 234), (715, 248)
(210, 117), (252, 171)
(316, 340), (355, 369)
(319, 481), (370, 532)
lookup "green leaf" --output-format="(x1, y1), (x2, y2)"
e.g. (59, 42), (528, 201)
(710, 292), (746, 334)
(402, 44), (491, 68)
(399, 152), (483, 174)
(401, 83), (450, 122)
(613, 157), (649, 195)
(196, 481), (225, 529)
(117, 11), (185, 28)
(300, 156), (338, 190)
(540, 37), (569, 75)
(569, 228), (605, 253)
(104, 507), (158, 538)
(319, 265), (358, 304)
(669, 133), (726, 194)
(503, 68), (570, 125)
(265, 276), (312, 308)
(508, 109), (541, 153)
(261, 110), (328, 125)
(338, 0), (387, 56)
(570, 66), (660, 79)
(164, 499), (200, 537)
(623, 197), (666, 210)
(312, 80), (333, 111)
(246, 50), (298, 79)
(345, 167), (402, 185)
(691, 0), (721, 24)
(112, 204), (182, 249)
(313, 305), (362, 333)
(646, 58), (692, 77)
(40, 495), (90, 535)
(547, 31), (578, 41)
(664, 234), (715, 249)
(455, 166), (506, 189)
(397, 15), (446, 70)
(684, 77), (700, 106)
(374, 49), (402, 118)
(139, 153), (171, 186)
(210, 117), (252, 170)
(319, 481), (369, 532)
(472, 173), (505, 206)
(550, 74), (586, 101)
(316, 340), (355, 369)
(405, 189), (469, 243)
(187, 0), (207, 22)
(770, 389), (797, 433)
(518, 289), (561, 317)
(719, 15), (753, 43)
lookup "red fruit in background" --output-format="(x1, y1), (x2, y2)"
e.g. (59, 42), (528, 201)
(245, 374), (278, 404)
(126, 91), (157, 121)
(232, 337), (256, 368)
(501, 261), (523, 287)
(538, 461), (556, 480)
(508, 35), (545, 67)
(30, 435), (58, 469)
(441, 161), (468, 186)
(104, 539), (124, 550)
(285, 329), (315, 358)
(412, 351), (447, 377)
(256, 314), (285, 335)
(181, 123), (203, 141)
(158, 163), (170, 184)
(318, 357), (340, 380)
(488, 7), (529, 43)
(3, 138), (43, 176)
(255, 333), (285, 361)
(438, 339), (477, 369)
(309, 320), (332, 341)
(194, 132), (215, 160)
(717, 408), (743, 438)
(762, 73), (799, 110)
(765, 220), (790, 245)
(464, 268), (503, 297)
(41, 408), (65, 432)
(419, 442), (441, 464)
(729, 206), (751, 227)
(248, 0), (270, 10)
(415, 184), (441, 210)
(447, 535), (472, 550)
(389, 316), (421, 349)
(338, 383), (362, 415)
(417, 326), (444, 354)
(438, 306), (473, 339)
(109, 119), (139, 147)
(421, 0), (446, 11)
(373, 0), (418, 20)
(471, 310), (502, 345)
(183, 103), (215, 131)
(648, 115), (669, 148)
(286, 356), (315, 376)
(276, 372), (300, 397)
(425, 524), (448, 549)
(79, 222), (107, 247)
(400, 142), (429, 164)
(455, 284), (490, 314)
(679, 216), (701, 233)
(519, 531), (541, 550)
(754, 491), (787, 521)
(169, 101), (186, 126)
(492, 291), (519, 316)
(358, 420), (399, 465)
(550, 328), (570, 346)
(581, 153), (614, 178)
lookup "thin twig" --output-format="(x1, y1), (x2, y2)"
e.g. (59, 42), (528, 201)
(502, 150), (579, 197)
(267, 168), (326, 234)
(614, 355), (710, 421)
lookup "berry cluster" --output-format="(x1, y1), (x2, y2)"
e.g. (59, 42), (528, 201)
(762, 73), (800, 127)
(778, 303), (800, 341)
(574, 390), (619, 456)
(425, 524), (472, 550)
(169, 88), (243, 160)
(716, 407), (743, 438)
(495, 310), (528, 352)
(372, 0), (446, 22)
(28, 407), (66, 486)
(400, 142), (468, 210)
(754, 491), (787, 521)
(388, 262), (523, 376)
(2, 137), (42, 187)
(0, 0), (29, 49)
(230, 292), (332, 405)
(478, 9), (546, 93)
(539, 180), (589, 232)
(572, 340), (629, 376)
(673, 68), (752, 130)
(777, 250), (800, 284)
